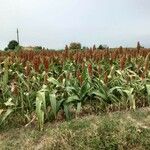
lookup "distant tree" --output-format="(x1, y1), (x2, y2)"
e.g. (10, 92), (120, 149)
(93, 45), (96, 50)
(34, 46), (43, 51)
(82, 46), (88, 50)
(69, 42), (81, 50)
(8, 40), (19, 50)
(98, 44), (108, 50)
(137, 41), (141, 51)
(4, 47), (9, 51)
(136, 41), (144, 50)
(15, 45), (22, 51)
(65, 45), (69, 51)
(98, 45), (104, 50)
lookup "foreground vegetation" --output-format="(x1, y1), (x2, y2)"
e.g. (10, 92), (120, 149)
(0, 47), (150, 130)
(0, 108), (150, 150)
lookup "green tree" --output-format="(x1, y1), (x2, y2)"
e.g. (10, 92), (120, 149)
(4, 47), (9, 51)
(8, 40), (19, 50)
(69, 42), (81, 50)
(34, 46), (43, 51)
(98, 45), (104, 50)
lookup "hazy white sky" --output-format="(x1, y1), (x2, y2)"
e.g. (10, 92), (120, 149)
(0, 0), (150, 49)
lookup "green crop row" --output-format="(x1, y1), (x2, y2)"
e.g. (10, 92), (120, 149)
(0, 49), (150, 130)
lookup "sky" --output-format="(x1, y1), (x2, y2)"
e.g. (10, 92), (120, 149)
(0, 0), (150, 50)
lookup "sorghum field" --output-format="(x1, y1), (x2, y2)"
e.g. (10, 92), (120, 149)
(0, 47), (150, 131)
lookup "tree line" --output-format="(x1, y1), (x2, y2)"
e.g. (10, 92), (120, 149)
(3, 40), (143, 51)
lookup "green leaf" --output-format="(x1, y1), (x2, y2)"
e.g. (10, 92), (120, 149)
(80, 81), (91, 100)
(108, 65), (115, 79)
(0, 109), (4, 115)
(4, 98), (15, 106)
(63, 104), (70, 121)
(123, 88), (135, 110)
(82, 64), (91, 82)
(146, 84), (150, 105)
(108, 86), (123, 94)
(3, 58), (9, 88)
(146, 84), (150, 96)
(92, 90), (107, 100)
(47, 77), (61, 87)
(49, 94), (57, 118)
(65, 95), (79, 104)
(36, 91), (46, 131)
(1, 109), (14, 124)
(16, 72), (29, 90)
